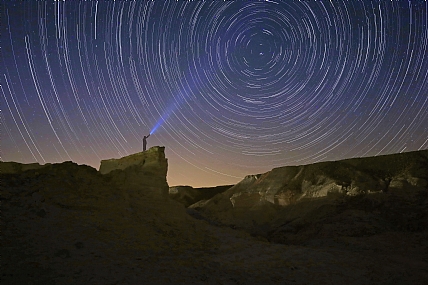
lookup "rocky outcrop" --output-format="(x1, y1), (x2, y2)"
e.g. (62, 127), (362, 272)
(99, 146), (169, 197)
(1, 148), (217, 283)
(99, 146), (167, 176)
(169, 185), (233, 207)
(192, 150), (428, 240)
(0, 161), (49, 174)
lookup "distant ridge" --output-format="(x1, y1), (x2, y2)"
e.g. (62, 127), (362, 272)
(189, 149), (428, 240)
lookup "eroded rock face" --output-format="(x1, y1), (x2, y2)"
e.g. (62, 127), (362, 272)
(1, 148), (223, 284)
(99, 146), (167, 176)
(192, 150), (428, 235)
(99, 146), (169, 197)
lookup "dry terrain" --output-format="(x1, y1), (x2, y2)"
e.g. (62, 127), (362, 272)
(1, 148), (427, 284)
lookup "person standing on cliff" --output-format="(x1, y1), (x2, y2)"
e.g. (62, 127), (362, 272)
(142, 134), (150, 152)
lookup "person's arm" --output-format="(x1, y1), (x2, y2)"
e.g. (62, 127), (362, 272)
(147, 134), (150, 138)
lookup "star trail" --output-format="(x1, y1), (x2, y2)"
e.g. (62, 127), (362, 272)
(2, 1), (428, 187)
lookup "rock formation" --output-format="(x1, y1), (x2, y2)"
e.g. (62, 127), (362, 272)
(99, 146), (169, 197)
(169, 184), (233, 207)
(2, 148), (428, 284)
(0, 161), (49, 174)
(191, 150), (428, 242)
(1, 147), (220, 284)
(99, 146), (167, 176)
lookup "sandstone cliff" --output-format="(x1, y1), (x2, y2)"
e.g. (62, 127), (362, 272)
(191, 150), (428, 243)
(99, 146), (167, 177)
(99, 146), (169, 197)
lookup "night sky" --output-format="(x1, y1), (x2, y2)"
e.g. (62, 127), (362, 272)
(2, 1), (427, 187)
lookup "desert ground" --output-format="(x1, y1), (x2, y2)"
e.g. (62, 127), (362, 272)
(2, 148), (427, 284)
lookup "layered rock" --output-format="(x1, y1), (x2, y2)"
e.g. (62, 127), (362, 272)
(99, 146), (169, 197)
(192, 150), (428, 240)
(99, 146), (167, 176)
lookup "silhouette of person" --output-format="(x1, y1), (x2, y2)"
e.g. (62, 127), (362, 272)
(143, 134), (150, 151)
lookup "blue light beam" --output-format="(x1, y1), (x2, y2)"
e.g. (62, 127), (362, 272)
(149, 21), (245, 135)
(149, 81), (195, 135)
(149, 65), (203, 136)
(150, 107), (174, 135)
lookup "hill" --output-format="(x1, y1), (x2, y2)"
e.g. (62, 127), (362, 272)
(1, 148), (427, 284)
(191, 150), (428, 242)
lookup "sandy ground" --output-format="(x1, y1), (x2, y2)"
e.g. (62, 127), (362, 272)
(2, 197), (428, 285)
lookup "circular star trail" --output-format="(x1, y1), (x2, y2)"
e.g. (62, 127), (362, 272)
(2, 1), (428, 187)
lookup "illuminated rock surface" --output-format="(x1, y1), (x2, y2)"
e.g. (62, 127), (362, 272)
(1, 149), (428, 284)
(192, 150), (428, 232)
(99, 146), (168, 176)
(99, 146), (169, 198)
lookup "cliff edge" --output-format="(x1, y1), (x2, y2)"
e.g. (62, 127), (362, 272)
(1, 147), (223, 284)
(99, 146), (169, 197)
(99, 146), (167, 176)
